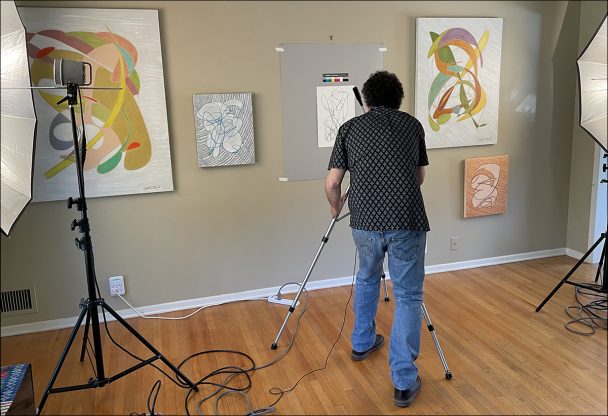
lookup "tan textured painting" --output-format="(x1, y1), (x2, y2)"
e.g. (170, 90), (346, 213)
(464, 155), (508, 218)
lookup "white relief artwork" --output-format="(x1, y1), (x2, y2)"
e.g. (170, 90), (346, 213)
(193, 93), (255, 167)
(316, 85), (356, 148)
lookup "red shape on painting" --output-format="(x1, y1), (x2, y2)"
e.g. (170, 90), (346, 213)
(36, 46), (55, 59)
(127, 142), (141, 151)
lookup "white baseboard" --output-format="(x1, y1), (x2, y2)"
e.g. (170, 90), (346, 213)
(566, 247), (602, 264)
(0, 248), (566, 337)
(565, 248), (584, 260)
(424, 248), (566, 274)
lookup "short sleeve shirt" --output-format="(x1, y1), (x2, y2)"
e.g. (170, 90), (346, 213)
(328, 106), (430, 231)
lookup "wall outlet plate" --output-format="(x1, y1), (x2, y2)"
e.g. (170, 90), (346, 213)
(109, 275), (125, 296)
(450, 237), (460, 251)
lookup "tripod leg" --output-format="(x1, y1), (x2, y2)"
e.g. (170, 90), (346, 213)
(38, 305), (89, 414)
(79, 307), (91, 362)
(271, 272), (311, 349)
(101, 302), (199, 391)
(421, 303), (452, 380)
(271, 217), (338, 349)
(381, 272), (390, 302)
(536, 234), (605, 312)
(593, 235), (606, 284)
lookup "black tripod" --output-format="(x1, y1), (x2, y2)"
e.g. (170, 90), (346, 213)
(536, 153), (607, 312)
(38, 83), (198, 414)
(536, 231), (607, 312)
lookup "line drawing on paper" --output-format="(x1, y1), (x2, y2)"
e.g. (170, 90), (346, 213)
(316, 86), (355, 148)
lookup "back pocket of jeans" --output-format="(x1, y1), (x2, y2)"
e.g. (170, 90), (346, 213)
(352, 229), (373, 257)
(391, 233), (421, 262)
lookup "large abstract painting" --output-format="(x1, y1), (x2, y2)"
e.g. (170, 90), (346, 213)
(464, 155), (508, 218)
(316, 85), (356, 148)
(19, 8), (173, 201)
(415, 18), (503, 149)
(193, 93), (255, 167)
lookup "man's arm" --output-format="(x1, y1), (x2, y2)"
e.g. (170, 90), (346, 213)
(325, 168), (347, 218)
(418, 166), (426, 185)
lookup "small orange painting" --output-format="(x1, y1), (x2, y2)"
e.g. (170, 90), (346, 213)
(464, 155), (508, 218)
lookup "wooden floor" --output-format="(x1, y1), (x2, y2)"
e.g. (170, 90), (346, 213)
(1, 256), (607, 415)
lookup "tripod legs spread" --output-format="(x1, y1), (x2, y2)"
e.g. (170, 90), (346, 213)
(38, 298), (199, 414)
(536, 232), (607, 312)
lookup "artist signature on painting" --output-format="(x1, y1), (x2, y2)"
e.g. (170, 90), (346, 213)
(144, 184), (161, 191)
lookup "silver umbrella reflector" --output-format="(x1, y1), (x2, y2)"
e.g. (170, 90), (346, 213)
(577, 15), (607, 152)
(1, 1), (37, 235)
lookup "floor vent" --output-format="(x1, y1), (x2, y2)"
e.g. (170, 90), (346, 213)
(1, 285), (38, 316)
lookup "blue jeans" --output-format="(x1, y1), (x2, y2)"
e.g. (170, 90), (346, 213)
(351, 228), (426, 391)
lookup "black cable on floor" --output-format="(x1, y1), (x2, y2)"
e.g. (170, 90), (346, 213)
(565, 286), (607, 335)
(264, 247), (358, 410)
(91, 247), (355, 415)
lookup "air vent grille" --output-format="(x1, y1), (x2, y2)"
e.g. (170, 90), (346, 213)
(1, 285), (38, 316)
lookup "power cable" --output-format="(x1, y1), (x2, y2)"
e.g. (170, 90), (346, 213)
(565, 286), (607, 335)
(83, 220), (355, 415)
(264, 248), (357, 410)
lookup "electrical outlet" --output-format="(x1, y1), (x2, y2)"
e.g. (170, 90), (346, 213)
(109, 275), (125, 296)
(450, 237), (460, 251)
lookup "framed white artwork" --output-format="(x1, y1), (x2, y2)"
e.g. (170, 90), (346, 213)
(193, 93), (255, 168)
(19, 7), (173, 201)
(415, 18), (503, 149)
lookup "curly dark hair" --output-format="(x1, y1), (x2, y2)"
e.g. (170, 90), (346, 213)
(361, 71), (404, 109)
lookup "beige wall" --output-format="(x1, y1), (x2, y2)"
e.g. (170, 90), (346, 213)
(566, 1), (607, 255)
(2, 1), (581, 326)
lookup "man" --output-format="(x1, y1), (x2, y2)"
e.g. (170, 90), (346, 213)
(325, 70), (430, 408)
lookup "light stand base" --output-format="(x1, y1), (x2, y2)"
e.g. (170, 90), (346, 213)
(536, 231), (607, 312)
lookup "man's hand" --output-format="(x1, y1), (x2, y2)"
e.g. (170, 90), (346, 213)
(331, 193), (348, 218)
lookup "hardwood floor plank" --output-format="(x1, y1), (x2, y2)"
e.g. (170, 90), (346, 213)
(1, 256), (606, 415)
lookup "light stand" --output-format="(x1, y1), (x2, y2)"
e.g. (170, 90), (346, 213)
(536, 153), (607, 312)
(37, 83), (198, 414)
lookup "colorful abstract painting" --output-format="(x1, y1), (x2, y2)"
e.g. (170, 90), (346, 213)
(464, 155), (508, 218)
(193, 93), (255, 167)
(18, 8), (173, 201)
(415, 18), (503, 149)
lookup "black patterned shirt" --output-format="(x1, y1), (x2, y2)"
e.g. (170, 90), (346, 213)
(328, 106), (430, 231)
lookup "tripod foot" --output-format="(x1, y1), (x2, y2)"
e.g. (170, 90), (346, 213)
(445, 372), (453, 380)
(271, 343), (278, 350)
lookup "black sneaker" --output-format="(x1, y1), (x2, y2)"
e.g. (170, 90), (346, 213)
(394, 376), (421, 407)
(351, 334), (384, 361)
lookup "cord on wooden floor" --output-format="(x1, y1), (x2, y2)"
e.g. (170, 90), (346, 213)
(565, 286), (607, 335)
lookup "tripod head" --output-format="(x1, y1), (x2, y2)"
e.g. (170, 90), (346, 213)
(57, 82), (79, 106)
